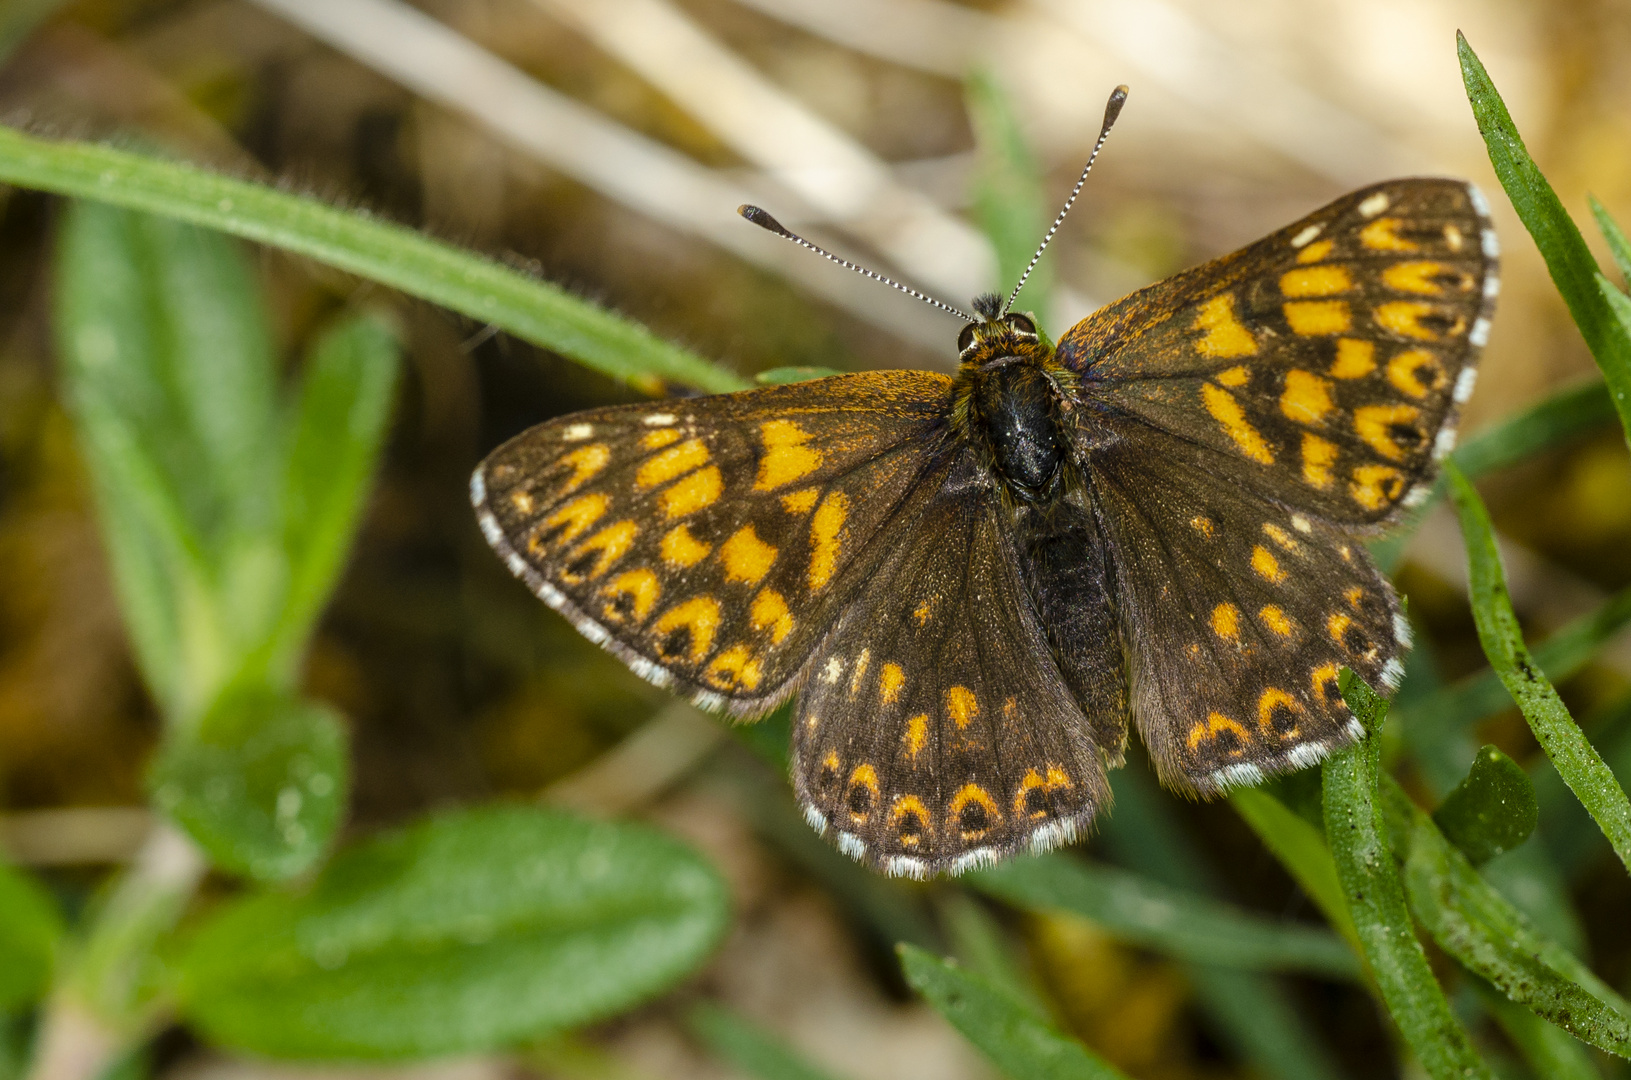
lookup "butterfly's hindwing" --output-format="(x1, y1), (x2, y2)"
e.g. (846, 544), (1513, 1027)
(1089, 421), (1401, 794)
(472, 371), (953, 711)
(792, 451), (1110, 878)
(1060, 178), (1496, 526)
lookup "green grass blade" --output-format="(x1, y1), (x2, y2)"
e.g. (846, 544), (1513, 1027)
(686, 1003), (849, 1080)
(1459, 33), (1631, 446)
(0, 126), (742, 395)
(1533, 693), (1631, 878)
(1590, 194), (1631, 285)
(969, 854), (1358, 980)
(1370, 377), (1616, 571)
(898, 944), (1130, 1080)
(1477, 984), (1604, 1080)
(1323, 674), (1494, 1080)
(1444, 461), (1631, 873)
(1389, 779), (1631, 1058)
(1229, 788), (1360, 957)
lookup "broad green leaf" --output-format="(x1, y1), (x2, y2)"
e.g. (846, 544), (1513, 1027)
(755, 366), (843, 385)
(1590, 195), (1631, 284)
(1229, 787), (1359, 957)
(6, 126), (741, 394)
(687, 1003), (848, 1080)
(967, 69), (1049, 317)
(150, 690), (349, 882)
(1323, 673), (1494, 1080)
(969, 853), (1358, 979)
(1432, 745), (1537, 866)
(898, 944), (1128, 1080)
(1445, 461), (1631, 873)
(1459, 33), (1631, 447)
(1391, 780), (1631, 1058)
(272, 312), (400, 682)
(0, 860), (63, 1009)
(177, 805), (729, 1058)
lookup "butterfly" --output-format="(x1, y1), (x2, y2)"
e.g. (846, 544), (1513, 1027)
(471, 90), (1498, 878)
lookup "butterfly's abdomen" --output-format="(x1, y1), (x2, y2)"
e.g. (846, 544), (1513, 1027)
(969, 361), (1064, 498)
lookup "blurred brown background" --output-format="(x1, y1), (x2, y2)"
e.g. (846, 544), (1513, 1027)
(1, 0), (1629, 1078)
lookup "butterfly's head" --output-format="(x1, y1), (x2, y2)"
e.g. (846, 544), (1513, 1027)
(956, 305), (1047, 366)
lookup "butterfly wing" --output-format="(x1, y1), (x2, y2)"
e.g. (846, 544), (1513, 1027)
(792, 451), (1112, 878)
(472, 371), (954, 712)
(1088, 423), (1399, 794)
(1059, 178), (1497, 526)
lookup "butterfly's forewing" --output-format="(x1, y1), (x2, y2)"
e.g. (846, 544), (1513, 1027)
(1061, 179), (1497, 526)
(1088, 425), (1399, 794)
(472, 371), (953, 712)
(792, 452), (1110, 877)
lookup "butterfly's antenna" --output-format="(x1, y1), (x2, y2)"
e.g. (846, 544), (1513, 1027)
(1002, 85), (1129, 317)
(737, 205), (977, 323)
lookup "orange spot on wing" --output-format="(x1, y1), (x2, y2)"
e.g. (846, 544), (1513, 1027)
(558, 444), (611, 496)
(780, 487), (819, 514)
(1202, 383), (1274, 464)
(1327, 612), (1354, 646)
(1263, 523), (1298, 551)
(640, 428), (682, 450)
(890, 794), (931, 845)
(660, 523), (712, 567)
(565, 519), (638, 580)
(720, 524), (778, 585)
(536, 493), (608, 550)
(1311, 662), (1341, 706)
(1376, 301), (1450, 340)
(601, 568), (661, 623)
(902, 714), (928, 760)
(846, 763), (880, 820)
(808, 492), (848, 591)
(1212, 603), (1240, 641)
(1257, 688), (1302, 737)
(637, 438), (709, 489)
(879, 663), (905, 705)
(755, 419), (824, 491)
(1359, 217), (1418, 251)
(1251, 545), (1286, 583)
(946, 686), (978, 729)
(1350, 464), (1405, 510)
(1280, 265), (1352, 297)
(1191, 516), (1216, 538)
(660, 465), (723, 518)
(1280, 369), (1336, 425)
(1187, 712), (1251, 753)
(1383, 260), (1456, 295)
(1301, 433), (1338, 489)
(1387, 349), (1446, 398)
(706, 644), (763, 691)
(1284, 300), (1352, 336)
(1259, 605), (1294, 638)
(1296, 238), (1334, 263)
(750, 588), (794, 644)
(1329, 338), (1376, 379)
(1216, 365), (1251, 387)
(848, 648), (872, 696)
(949, 783), (1001, 835)
(652, 596), (721, 662)
(1354, 403), (1422, 462)
(1193, 294), (1258, 358)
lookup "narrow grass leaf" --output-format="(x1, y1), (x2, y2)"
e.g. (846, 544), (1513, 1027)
(755, 366), (843, 385)
(150, 689), (349, 882)
(274, 312), (400, 682)
(1476, 983), (1603, 1080)
(1445, 461), (1631, 872)
(969, 854), (1358, 980)
(1590, 195), (1631, 284)
(686, 1003), (848, 1080)
(1323, 673), (1494, 1080)
(1459, 33), (1631, 445)
(898, 944), (1129, 1080)
(1432, 745), (1538, 866)
(1389, 779), (1631, 1057)
(0, 860), (63, 1009)
(940, 891), (1048, 1013)
(3, 126), (741, 394)
(178, 805), (729, 1058)
(1229, 788), (1359, 957)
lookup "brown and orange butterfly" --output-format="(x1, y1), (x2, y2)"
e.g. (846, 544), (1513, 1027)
(472, 90), (1497, 877)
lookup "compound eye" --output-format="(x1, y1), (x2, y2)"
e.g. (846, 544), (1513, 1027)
(957, 324), (978, 353)
(1007, 313), (1037, 336)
